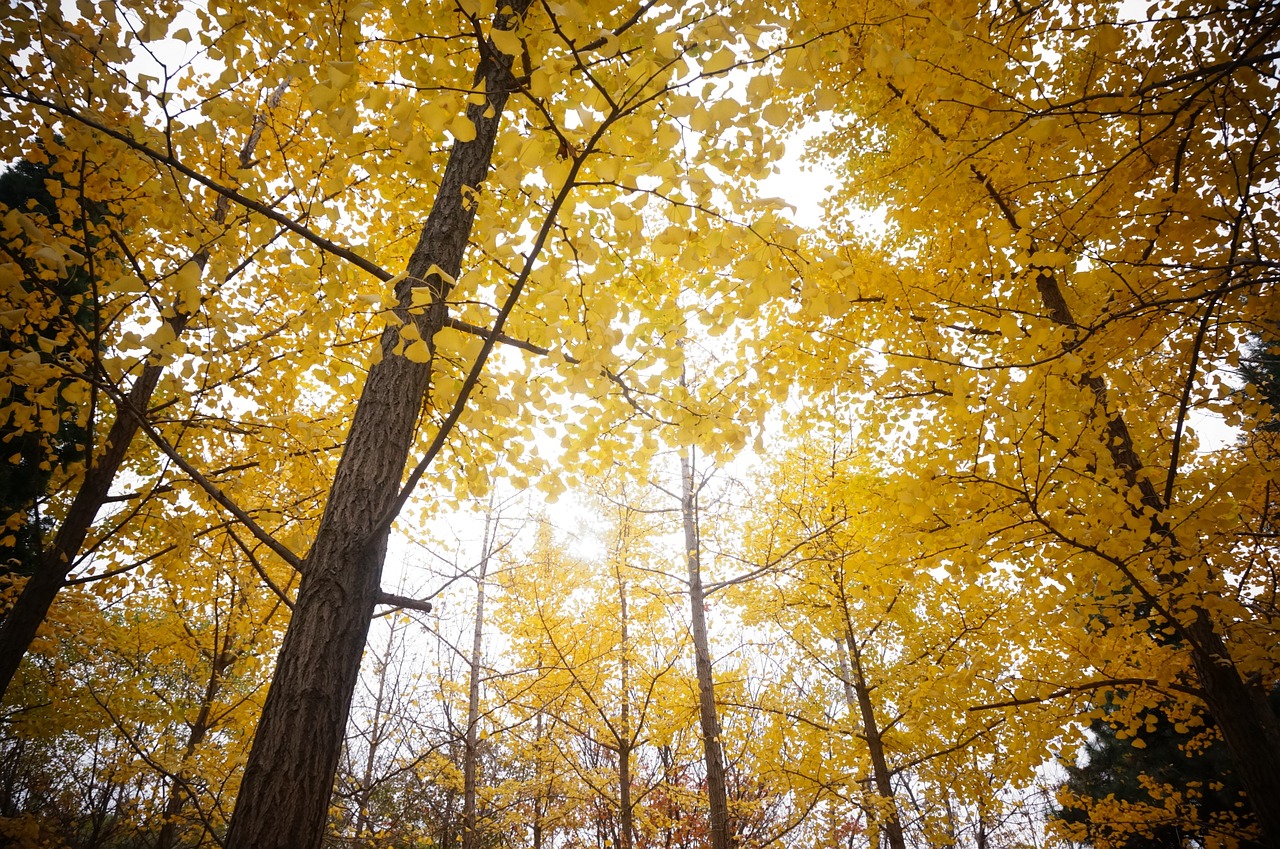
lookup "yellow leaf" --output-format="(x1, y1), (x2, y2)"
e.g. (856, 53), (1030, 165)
(490, 28), (521, 57)
(703, 46), (736, 75)
(404, 339), (432, 363)
(449, 115), (477, 143)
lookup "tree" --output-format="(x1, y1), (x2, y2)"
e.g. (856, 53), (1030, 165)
(1054, 696), (1268, 849)
(0, 158), (92, 581)
(0, 75), (303, 700)
(1054, 329), (1280, 849)
(678, 448), (734, 849)
(734, 427), (1080, 849)
(1, 530), (284, 848)
(781, 0), (1280, 838)
(4, 0), (812, 843)
(492, 488), (760, 849)
(11, 0), (1280, 844)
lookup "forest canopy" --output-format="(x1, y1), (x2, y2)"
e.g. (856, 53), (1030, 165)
(0, 0), (1277, 847)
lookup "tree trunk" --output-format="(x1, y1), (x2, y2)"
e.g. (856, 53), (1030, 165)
(224, 8), (531, 846)
(616, 568), (634, 849)
(842, 632), (906, 849)
(532, 711), (547, 849)
(462, 511), (495, 849)
(680, 449), (733, 849)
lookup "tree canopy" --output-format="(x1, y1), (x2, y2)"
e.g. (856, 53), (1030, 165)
(1, 0), (1277, 847)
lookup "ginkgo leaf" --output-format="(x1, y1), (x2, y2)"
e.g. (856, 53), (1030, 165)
(404, 339), (432, 363)
(449, 115), (477, 142)
(490, 27), (521, 56)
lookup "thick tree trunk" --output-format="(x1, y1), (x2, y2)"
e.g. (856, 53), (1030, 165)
(680, 450), (733, 849)
(225, 9), (531, 846)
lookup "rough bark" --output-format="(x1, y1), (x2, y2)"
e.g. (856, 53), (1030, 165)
(680, 450), (733, 849)
(225, 8), (532, 846)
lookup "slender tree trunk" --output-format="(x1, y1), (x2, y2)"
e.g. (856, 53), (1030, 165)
(680, 449), (733, 849)
(842, 632), (906, 849)
(0, 81), (288, 701)
(224, 11), (533, 846)
(532, 711), (547, 849)
(462, 511), (495, 849)
(616, 569), (634, 849)
(617, 739), (633, 849)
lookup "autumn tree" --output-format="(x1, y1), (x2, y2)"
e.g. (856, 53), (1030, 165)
(494, 489), (752, 849)
(0, 71), (309, 702)
(733, 427), (1083, 849)
(1, 526), (285, 847)
(676, 449), (734, 849)
(0, 158), (93, 581)
(16, 0), (1280, 846)
(782, 0), (1280, 838)
(3, 0), (822, 842)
